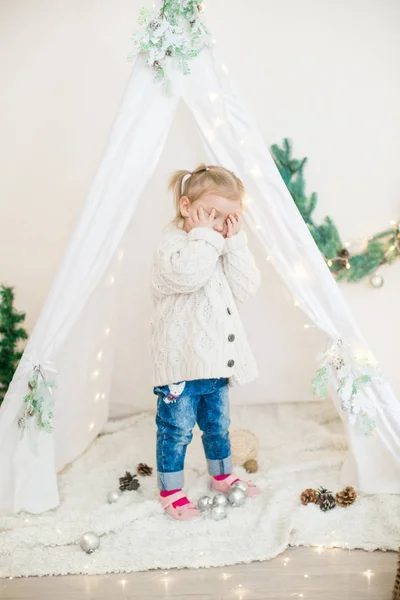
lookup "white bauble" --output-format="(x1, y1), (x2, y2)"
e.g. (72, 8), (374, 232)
(107, 490), (121, 504)
(79, 532), (100, 554)
(370, 273), (384, 289)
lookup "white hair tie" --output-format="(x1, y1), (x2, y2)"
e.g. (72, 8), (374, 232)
(181, 172), (192, 195)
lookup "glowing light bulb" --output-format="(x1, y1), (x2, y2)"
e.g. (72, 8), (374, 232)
(119, 579), (127, 589)
(105, 328), (111, 336)
(390, 245), (396, 251)
(89, 422), (95, 431)
(363, 569), (374, 582)
(346, 262), (351, 269)
(304, 574), (310, 579)
(390, 220), (396, 225)
(344, 241), (350, 248)
(205, 129), (215, 142)
(208, 92), (219, 102)
(250, 166), (262, 178)
(327, 259), (333, 267)
(294, 264), (309, 279)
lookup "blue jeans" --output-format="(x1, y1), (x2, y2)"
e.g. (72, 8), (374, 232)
(154, 378), (232, 490)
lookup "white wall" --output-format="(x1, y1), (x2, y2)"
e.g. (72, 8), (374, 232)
(0, 0), (399, 401)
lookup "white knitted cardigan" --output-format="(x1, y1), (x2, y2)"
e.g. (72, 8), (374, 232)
(150, 224), (261, 387)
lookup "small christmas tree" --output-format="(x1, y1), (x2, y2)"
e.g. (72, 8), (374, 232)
(0, 285), (28, 405)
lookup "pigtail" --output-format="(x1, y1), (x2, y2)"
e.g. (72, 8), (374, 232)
(168, 169), (191, 204)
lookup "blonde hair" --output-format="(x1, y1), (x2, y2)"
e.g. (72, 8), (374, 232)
(168, 164), (245, 223)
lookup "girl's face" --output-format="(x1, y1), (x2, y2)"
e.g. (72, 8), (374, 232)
(181, 193), (242, 238)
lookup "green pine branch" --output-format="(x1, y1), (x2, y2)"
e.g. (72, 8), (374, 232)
(270, 138), (400, 282)
(0, 285), (28, 405)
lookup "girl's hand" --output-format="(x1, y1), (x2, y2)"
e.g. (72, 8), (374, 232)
(225, 212), (241, 238)
(186, 206), (217, 232)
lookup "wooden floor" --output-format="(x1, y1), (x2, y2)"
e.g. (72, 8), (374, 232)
(0, 547), (396, 600)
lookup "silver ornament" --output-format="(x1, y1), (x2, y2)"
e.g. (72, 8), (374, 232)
(211, 505), (227, 520)
(197, 495), (213, 511)
(107, 490), (121, 504)
(212, 493), (228, 508)
(231, 480), (248, 495)
(227, 486), (246, 507)
(370, 273), (384, 289)
(79, 531), (100, 554)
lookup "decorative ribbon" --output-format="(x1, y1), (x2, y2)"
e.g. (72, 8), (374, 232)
(312, 338), (382, 435)
(17, 355), (58, 434)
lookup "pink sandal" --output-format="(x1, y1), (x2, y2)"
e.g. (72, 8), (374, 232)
(210, 473), (261, 497)
(160, 490), (202, 521)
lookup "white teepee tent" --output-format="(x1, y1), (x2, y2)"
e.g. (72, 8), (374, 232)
(1, 6), (400, 515)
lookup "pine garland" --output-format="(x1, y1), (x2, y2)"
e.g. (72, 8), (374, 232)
(0, 286), (28, 406)
(271, 138), (399, 283)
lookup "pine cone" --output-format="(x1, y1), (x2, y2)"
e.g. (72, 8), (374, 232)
(137, 463), (153, 477)
(300, 488), (318, 505)
(119, 471), (140, 492)
(244, 459), (258, 473)
(338, 247), (350, 268)
(336, 486), (357, 507)
(316, 487), (336, 512)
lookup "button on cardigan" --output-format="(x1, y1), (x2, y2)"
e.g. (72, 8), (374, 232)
(150, 224), (261, 387)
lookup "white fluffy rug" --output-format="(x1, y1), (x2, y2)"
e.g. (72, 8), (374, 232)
(1, 402), (399, 578)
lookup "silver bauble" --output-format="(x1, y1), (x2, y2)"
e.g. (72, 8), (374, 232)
(231, 480), (248, 495)
(370, 273), (384, 289)
(197, 495), (213, 512)
(211, 505), (227, 520)
(212, 493), (229, 508)
(107, 490), (121, 504)
(79, 531), (100, 554)
(227, 486), (246, 507)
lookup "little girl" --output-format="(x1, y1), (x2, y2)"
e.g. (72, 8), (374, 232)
(150, 164), (261, 520)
